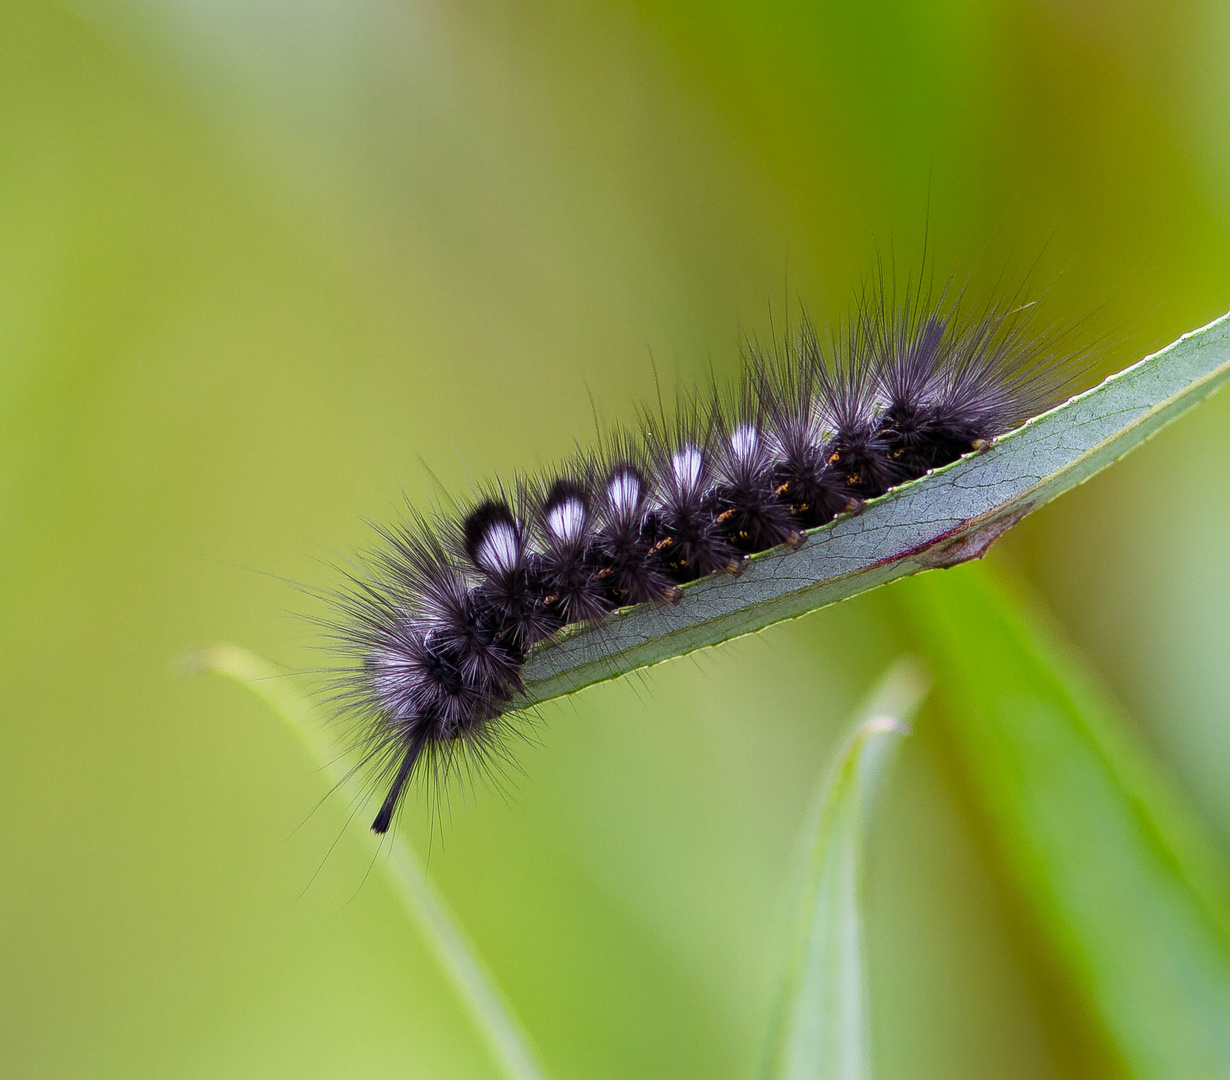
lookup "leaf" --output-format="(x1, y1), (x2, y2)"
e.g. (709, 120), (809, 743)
(764, 658), (928, 1080)
(898, 565), (1230, 1077)
(522, 311), (1230, 706)
(187, 644), (551, 1080)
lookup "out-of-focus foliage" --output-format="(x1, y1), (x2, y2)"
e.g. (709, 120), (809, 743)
(764, 662), (921, 1080)
(902, 565), (1230, 1077)
(3, 1), (1230, 1078)
(190, 644), (551, 1080)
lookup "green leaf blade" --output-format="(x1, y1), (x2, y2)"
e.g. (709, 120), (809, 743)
(766, 660), (927, 1080)
(522, 312), (1230, 706)
(899, 566), (1230, 1077)
(188, 644), (552, 1080)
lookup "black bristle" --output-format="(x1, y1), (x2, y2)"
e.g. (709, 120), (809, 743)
(810, 315), (905, 499)
(707, 389), (804, 554)
(368, 518), (524, 705)
(643, 412), (742, 583)
(591, 442), (681, 606)
(751, 338), (857, 528)
(876, 305), (959, 476)
(371, 729), (429, 834)
(461, 499), (519, 568)
(460, 497), (562, 651)
(532, 473), (612, 625)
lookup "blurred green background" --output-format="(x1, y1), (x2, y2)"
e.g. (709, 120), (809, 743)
(4, 0), (1230, 1076)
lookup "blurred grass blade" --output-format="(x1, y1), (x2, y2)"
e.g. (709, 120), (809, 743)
(766, 658), (927, 1080)
(899, 565), (1230, 1076)
(523, 311), (1230, 706)
(188, 644), (551, 1080)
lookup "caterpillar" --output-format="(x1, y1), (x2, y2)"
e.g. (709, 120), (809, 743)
(327, 272), (1084, 835)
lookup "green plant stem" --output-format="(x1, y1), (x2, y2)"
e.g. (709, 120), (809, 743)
(188, 643), (551, 1080)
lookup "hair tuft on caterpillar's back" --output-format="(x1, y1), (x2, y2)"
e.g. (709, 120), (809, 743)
(327, 270), (1087, 834)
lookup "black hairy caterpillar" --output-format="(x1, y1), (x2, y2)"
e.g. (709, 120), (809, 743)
(328, 274), (1083, 835)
